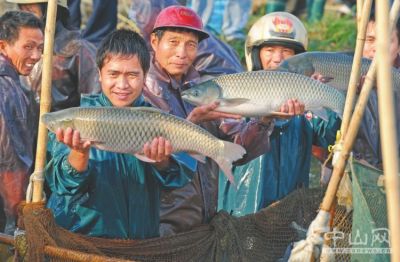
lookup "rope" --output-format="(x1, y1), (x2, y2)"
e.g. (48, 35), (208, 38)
(26, 170), (46, 203)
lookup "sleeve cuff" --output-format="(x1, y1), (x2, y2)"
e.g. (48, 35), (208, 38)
(61, 156), (86, 177)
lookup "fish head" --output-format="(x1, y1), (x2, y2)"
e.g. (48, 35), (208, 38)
(181, 80), (221, 106)
(41, 108), (76, 133)
(279, 53), (315, 77)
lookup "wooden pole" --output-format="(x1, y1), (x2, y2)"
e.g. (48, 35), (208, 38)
(30, 0), (57, 203)
(320, 0), (400, 212)
(0, 233), (14, 246)
(340, 0), (372, 138)
(375, 0), (400, 259)
(357, 0), (364, 32)
(43, 246), (135, 262)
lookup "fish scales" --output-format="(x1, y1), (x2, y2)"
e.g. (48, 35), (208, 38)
(42, 107), (246, 182)
(63, 107), (220, 157)
(184, 70), (345, 117)
(279, 51), (400, 91)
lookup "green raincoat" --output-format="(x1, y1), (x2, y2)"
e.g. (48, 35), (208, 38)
(46, 93), (193, 239)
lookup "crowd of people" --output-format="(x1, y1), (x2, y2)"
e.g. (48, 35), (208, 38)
(0, 0), (399, 250)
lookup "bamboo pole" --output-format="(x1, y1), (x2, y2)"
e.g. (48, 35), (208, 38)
(375, 0), (400, 260)
(357, 0), (364, 31)
(340, 0), (372, 138)
(43, 246), (135, 262)
(320, 0), (400, 212)
(30, 1), (58, 203)
(0, 233), (14, 246)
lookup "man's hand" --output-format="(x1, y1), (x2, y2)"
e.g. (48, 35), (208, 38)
(56, 127), (91, 153)
(186, 101), (242, 124)
(279, 99), (305, 116)
(56, 127), (91, 172)
(143, 137), (172, 170)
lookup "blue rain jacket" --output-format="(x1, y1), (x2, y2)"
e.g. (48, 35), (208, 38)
(46, 93), (193, 239)
(219, 111), (340, 216)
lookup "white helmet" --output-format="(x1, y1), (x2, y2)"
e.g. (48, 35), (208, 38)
(245, 12), (308, 71)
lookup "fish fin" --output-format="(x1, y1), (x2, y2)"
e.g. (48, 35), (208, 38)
(215, 141), (246, 185)
(270, 111), (293, 119)
(172, 152), (198, 172)
(320, 76), (334, 83)
(134, 153), (156, 163)
(217, 98), (250, 107)
(81, 138), (105, 148)
(309, 108), (329, 121)
(188, 153), (206, 163)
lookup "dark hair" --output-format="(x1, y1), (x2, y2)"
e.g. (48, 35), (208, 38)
(153, 27), (200, 42)
(369, 11), (400, 43)
(96, 29), (150, 74)
(0, 11), (43, 44)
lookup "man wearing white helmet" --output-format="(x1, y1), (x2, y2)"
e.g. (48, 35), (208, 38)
(219, 12), (341, 216)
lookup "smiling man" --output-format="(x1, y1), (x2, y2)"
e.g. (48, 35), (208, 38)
(45, 29), (193, 239)
(0, 11), (43, 234)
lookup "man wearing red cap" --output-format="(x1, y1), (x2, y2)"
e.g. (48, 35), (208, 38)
(144, 5), (275, 236)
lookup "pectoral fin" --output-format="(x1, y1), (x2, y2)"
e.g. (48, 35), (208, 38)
(270, 111), (293, 119)
(320, 76), (334, 83)
(134, 153), (156, 163)
(217, 98), (250, 107)
(81, 138), (105, 149)
(309, 108), (329, 121)
(188, 153), (206, 163)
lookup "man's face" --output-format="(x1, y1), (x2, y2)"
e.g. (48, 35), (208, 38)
(364, 21), (400, 65)
(99, 54), (145, 107)
(259, 45), (295, 70)
(0, 27), (43, 76)
(150, 30), (198, 82)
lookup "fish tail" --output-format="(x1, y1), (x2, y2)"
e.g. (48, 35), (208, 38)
(216, 141), (246, 185)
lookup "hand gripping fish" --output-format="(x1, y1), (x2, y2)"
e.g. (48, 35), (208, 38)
(181, 70), (345, 120)
(42, 107), (246, 183)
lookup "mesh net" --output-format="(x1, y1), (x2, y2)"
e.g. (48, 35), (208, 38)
(350, 159), (390, 262)
(17, 188), (323, 262)
(11, 158), (389, 262)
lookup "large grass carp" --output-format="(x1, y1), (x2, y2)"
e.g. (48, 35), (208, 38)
(42, 107), (246, 182)
(181, 70), (345, 119)
(278, 51), (400, 91)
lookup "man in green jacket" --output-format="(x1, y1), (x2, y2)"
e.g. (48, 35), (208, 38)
(45, 29), (193, 239)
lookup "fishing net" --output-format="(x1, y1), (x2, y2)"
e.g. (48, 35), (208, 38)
(10, 158), (388, 262)
(15, 188), (323, 262)
(349, 159), (390, 262)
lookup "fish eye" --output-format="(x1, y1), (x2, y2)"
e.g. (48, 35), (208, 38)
(193, 90), (199, 97)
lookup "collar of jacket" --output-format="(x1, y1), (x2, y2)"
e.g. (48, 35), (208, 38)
(0, 54), (19, 78)
(394, 54), (400, 69)
(150, 55), (200, 91)
(98, 92), (146, 107)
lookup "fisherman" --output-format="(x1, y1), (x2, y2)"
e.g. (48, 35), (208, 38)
(6, 0), (101, 113)
(218, 12), (341, 216)
(45, 29), (194, 239)
(352, 12), (400, 169)
(0, 11), (43, 234)
(143, 5), (277, 236)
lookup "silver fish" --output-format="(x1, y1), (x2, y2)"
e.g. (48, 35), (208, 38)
(181, 70), (345, 119)
(278, 51), (400, 91)
(42, 107), (246, 183)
